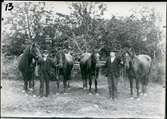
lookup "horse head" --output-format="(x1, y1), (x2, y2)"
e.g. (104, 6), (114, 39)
(42, 50), (49, 61)
(98, 47), (110, 60)
(123, 48), (136, 69)
(30, 43), (43, 62)
(91, 49), (99, 62)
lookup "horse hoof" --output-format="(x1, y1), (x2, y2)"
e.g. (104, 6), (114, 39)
(22, 90), (25, 93)
(33, 95), (36, 97)
(89, 93), (92, 95)
(96, 93), (99, 96)
(136, 98), (140, 101)
(29, 88), (33, 91)
(25, 94), (28, 97)
(130, 97), (134, 100)
(139, 90), (142, 93)
(143, 93), (147, 97)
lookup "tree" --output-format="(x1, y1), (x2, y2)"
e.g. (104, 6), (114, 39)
(2, 2), (53, 55)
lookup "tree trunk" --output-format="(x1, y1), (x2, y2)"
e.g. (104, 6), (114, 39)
(24, 3), (32, 41)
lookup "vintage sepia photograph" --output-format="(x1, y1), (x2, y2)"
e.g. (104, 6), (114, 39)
(1, 1), (166, 118)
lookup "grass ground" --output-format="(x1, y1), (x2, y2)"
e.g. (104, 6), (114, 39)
(1, 56), (166, 118)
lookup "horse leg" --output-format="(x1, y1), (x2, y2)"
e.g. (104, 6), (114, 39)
(143, 75), (148, 95)
(56, 70), (60, 90)
(68, 72), (71, 89)
(22, 73), (28, 92)
(81, 70), (85, 89)
(85, 78), (88, 89)
(83, 79), (85, 89)
(82, 73), (85, 89)
(32, 75), (35, 91)
(136, 78), (140, 97)
(144, 75), (149, 94)
(89, 75), (92, 93)
(29, 78), (34, 91)
(56, 79), (60, 93)
(141, 77), (145, 95)
(95, 76), (97, 93)
(24, 80), (28, 93)
(95, 68), (99, 93)
(63, 80), (67, 93)
(30, 72), (35, 91)
(67, 81), (70, 88)
(28, 80), (31, 89)
(129, 77), (133, 96)
(63, 74), (67, 93)
(85, 72), (88, 89)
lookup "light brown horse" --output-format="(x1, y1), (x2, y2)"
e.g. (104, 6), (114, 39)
(56, 50), (74, 93)
(123, 48), (152, 98)
(80, 50), (100, 94)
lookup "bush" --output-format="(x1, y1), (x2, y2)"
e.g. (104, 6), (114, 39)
(150, 61), (165, 84)
(1, 55), (22, 80)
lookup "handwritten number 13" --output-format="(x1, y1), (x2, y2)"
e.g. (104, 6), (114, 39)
(5, 3), (14, 11)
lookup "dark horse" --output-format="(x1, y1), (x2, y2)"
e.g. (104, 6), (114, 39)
(56, 50), (74, 93)
(100, 48), (124, 100)
(123, 48), (152, 98)
(18, 43), (42, 93)
(80, 50), (100, 93)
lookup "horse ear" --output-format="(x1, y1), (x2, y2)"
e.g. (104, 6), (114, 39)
(128, 48), (135, 58)
(129, 48), (132, 52)
(32, 43), (36, 48)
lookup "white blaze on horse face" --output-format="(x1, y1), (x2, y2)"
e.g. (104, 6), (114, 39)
(96, 53), (100, 61)
(32, 58), (35, 64)
(110, 52), (116, 63)
(65, 53), (73, 63)
(120, 60), (123, 64)
(125, 53), (130, 68)
(43, 53), (48, 61)
(35, 64), (39, 77)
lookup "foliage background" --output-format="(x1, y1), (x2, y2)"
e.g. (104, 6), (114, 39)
(1, 2), (166, 83)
